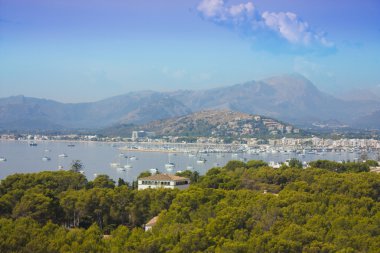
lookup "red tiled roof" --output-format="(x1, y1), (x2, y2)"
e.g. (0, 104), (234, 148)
(139, 174), (189, 181)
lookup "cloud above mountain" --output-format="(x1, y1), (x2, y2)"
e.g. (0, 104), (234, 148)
(197, 0), (334, 51)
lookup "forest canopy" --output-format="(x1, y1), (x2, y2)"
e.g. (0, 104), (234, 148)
(0, 159), (379, 252)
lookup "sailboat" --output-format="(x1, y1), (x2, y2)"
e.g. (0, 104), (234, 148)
(165, 153), (175, 171)
(124, 157), (133, 169)
(41, 143), (52, 162)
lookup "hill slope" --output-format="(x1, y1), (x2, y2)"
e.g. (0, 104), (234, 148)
(103, 110), (302, 138)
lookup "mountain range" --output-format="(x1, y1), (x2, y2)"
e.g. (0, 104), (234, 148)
(1, 74), (380, 131)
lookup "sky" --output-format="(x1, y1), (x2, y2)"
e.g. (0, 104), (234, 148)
(0, 0), (379, 102)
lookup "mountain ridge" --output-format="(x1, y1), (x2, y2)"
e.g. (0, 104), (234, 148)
(1, 74), (379, 131)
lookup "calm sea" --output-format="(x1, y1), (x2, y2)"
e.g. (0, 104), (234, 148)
(0, 140), (371, 182)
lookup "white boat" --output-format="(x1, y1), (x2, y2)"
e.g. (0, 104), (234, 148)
(150, 168), (159, 174)
(117, 167), (126, 172)
(42, 156), (51, 161)
(165, 153), (175, 170)
(58, 153), (68, 158)
(58, 165), (64, 170)
(110, 162), (121, 168)
(186, 165), (194, 170)
(165, 162), (175, 169)
(196, 158), (207, 164)
(0, 157), (7, 162)
(188, 153), (196, 158)
(129, 156), (138, 161)
(124, 164), (133, 169)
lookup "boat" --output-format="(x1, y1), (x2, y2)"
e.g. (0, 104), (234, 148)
(119, 153), (127, 158)
(117, 167), (126, 172)
(124, 164), (133, 169)
(186, 165), (194, 170)
(67, 144), (75, 147)
(165, 162), (175, 169)
(196, 158), (207, 164)
(165, 153), (175, 170)
(188, 153), (196, 158)
(129, 156), (138, 161)
(42, 156), (51, 161)
(44, 149), (51, 152)
(0, 157), (6, 162)
(110, 162), (121, 168)
(29, 142), (37, 147)
(58, 165), (64, 170)
(79, 170), (85, 174)
(58, 153), (68, 158)
(150, 168), (159, 174)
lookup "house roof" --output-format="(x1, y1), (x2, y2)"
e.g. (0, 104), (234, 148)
(139, 173), (189, 181)
(146, 216), (159, 226)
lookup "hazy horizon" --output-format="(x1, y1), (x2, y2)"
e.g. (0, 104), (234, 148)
(1, 0), (380, 102)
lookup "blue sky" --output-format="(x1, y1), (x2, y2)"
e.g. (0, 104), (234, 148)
(0, 0), (379, 102)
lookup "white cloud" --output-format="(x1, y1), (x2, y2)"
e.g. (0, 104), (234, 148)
(197, 0), (224, 18)
(197, 0), (334, 49)
(229, 3), (254, 17)
(198, 0), (256, 24)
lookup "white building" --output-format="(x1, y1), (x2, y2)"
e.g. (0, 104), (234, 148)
(138, 174), (190, 190)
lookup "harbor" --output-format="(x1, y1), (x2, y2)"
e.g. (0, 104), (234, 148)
(1, 140), (379, 183)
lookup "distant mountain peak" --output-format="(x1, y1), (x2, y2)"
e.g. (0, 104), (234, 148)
(1, 74), (380, 131)
(263, 73), (316, 90)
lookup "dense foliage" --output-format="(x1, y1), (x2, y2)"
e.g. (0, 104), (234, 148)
(0, 159), (379, 252)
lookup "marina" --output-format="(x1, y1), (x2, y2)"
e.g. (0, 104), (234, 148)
(0, 140), (379, 182)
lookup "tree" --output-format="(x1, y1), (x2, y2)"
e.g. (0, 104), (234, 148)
(93, 175), (115, 189)
(246, 160), (268, 169)
(70, 160), (83, 173)
(288, 158), (303, 169)
(176, 170), (200, 183)
(137, 171), (152, 179)
(117, 178), (127, 187)
(12, 191), (55, 224)
(225, 160), (247, 171)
